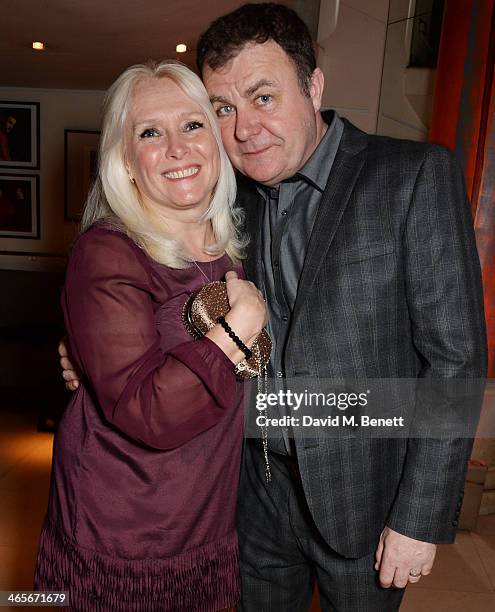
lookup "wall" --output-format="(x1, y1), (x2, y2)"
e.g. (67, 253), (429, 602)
(0, 87), (103, 416)
(316, 0), (390, 134)
(377, 0), (437, 141)
(0, 86), (104, 269)
(316, 0), (436, 141)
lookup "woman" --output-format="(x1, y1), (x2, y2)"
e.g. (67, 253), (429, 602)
(35, 60), (266, 611)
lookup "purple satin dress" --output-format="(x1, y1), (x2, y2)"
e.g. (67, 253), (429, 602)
(35, 226), (244, 611)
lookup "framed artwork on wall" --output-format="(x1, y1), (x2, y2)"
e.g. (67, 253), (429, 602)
(0, 101), (40, 170)
(0, 174), (40, 239)
(64, 129), (100, 221)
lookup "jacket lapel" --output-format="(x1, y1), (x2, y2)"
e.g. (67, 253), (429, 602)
(290, 122), (368, 327)
(236, 174), (264, 286)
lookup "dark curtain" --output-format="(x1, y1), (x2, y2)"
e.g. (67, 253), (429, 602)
(430, 0), (495, 376)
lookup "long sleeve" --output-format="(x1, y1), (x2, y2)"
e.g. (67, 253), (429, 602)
(386, 146), (487, 542)
(62, 227), (238, 451)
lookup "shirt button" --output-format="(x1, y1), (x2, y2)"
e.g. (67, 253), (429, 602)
(281, 209), (287, 216)
(282, 315), (288, 322)
(274, 261), (280, 268)
(276, 371), (284, 378)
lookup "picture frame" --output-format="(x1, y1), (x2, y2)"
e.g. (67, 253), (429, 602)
(0, 101), (40, 170)
(64, 129), (100, 221)
(0, 174), (40, 239)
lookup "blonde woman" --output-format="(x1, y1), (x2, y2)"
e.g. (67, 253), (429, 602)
(35, 61), (266, 611)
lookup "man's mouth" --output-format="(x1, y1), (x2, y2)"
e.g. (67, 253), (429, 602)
(242, 145), (274, 157)
(163, 166), (200, 180)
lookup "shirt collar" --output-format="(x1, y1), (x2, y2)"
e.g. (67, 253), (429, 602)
(297, 110), (342, 192)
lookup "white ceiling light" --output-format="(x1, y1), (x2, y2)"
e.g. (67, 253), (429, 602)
(176, 43), (187, 53)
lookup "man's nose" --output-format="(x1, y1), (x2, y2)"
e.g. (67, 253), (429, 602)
(234, 111), (261, 142)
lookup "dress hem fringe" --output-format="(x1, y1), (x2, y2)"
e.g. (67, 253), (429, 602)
(34, 519), (240, 612)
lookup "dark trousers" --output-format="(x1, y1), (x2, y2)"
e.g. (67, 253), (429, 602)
(236, 440), (405, 612)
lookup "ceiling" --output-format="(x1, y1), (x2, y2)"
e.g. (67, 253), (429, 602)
(0, 0), (266, 90)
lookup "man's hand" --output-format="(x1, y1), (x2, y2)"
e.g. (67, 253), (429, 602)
(58, 338), (81, 391)
(375, 526), (437, 588)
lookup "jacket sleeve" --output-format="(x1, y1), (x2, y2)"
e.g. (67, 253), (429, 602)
(62, 229), (238, 451)
(386, 146), (487, 543)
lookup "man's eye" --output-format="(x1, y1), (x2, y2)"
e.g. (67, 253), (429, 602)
(256, 94), (272, 106)
(184, 121), (204, 131)
(139, 128), (160, 138)
(216, 105), (235, 117)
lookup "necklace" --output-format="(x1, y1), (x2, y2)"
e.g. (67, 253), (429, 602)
(187, 223), (216, 284)
(191, 259), (213, 284)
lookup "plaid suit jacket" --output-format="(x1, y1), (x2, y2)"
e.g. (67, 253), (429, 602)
(237, 117), (487, 558)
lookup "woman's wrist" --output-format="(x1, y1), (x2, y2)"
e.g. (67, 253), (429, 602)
(205, 325), (246, 365)
(204, 313), (262, 366)
(216, 316), (252, 359)
(223, 313), (260, 348)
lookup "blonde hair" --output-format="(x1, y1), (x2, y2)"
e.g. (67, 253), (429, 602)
(81, 60), (246, 268)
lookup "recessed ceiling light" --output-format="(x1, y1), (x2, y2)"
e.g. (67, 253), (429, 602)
(176, 44), (187, 53)
(32, 41), (45, 51)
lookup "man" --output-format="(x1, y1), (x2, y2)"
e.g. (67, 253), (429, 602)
(62, 3), (487, 610)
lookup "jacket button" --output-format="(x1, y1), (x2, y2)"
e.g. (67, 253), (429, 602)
(452, 520), (458, 527)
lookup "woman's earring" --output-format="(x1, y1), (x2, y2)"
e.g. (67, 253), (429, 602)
(128, 175), (135, 184)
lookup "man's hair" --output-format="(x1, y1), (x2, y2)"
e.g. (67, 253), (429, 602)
(196, 3), (316, 96)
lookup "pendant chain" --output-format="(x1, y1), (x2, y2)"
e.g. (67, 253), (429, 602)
(191, 259), (213, 284)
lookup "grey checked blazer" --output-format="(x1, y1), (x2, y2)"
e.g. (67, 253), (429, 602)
(237, 117), (487, 559)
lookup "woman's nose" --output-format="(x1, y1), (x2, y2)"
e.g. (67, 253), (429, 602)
(166, 133), (188, 159)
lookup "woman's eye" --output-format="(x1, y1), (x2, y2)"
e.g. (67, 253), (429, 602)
(139, 128), (160, 138)
(184, 121), (204, 131)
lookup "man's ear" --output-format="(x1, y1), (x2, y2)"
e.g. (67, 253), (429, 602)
(309, 67), (325, 113)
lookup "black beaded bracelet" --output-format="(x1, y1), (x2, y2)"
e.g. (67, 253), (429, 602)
(217, 316), (253, 360)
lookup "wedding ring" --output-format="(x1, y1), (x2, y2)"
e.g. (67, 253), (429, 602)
(409, 570), (421, 578)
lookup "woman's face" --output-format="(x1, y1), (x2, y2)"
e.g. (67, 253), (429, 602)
(125, 77), (219, 218)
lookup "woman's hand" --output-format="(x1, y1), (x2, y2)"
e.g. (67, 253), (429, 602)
(224, 271), (267, 345)
(205, 271), (267, 365)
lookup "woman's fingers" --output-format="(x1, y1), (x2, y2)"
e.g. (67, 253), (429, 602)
(225, 270), (239, 282)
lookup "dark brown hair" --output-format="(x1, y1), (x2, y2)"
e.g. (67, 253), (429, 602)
(196, 3), (316, 96)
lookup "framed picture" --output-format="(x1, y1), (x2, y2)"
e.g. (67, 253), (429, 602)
(0, 101), (40, 169)
(0, 174), (40, 239)
(64, 129), (100, 221)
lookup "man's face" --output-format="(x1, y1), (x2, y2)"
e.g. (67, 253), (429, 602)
(203, 41), (324, 186)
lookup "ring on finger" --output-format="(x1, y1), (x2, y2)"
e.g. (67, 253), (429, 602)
(409, 569), (422, 578)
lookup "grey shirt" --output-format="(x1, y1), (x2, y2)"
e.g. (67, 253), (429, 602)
(258, 111), (344, 454)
